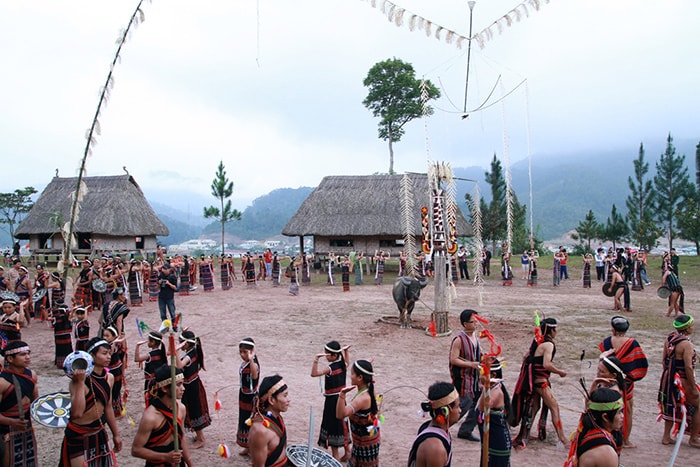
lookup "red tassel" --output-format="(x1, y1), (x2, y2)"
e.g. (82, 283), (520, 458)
(428, 321), (437, 337)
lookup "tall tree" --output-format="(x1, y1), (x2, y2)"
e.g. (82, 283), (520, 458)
(653, 134), (692, 249)
(203, 162), (242, 255)
(571, 209), (601, 252)
(0, 187), (37, 240)
(362, 58), (440, 174)
(625, 143), (661, 249)
(465, 154), (528, 252)
(601, 204), (628, 250)
(676, 184), (700, 255)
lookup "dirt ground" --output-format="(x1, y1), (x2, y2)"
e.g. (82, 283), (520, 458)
(24, 267), (699, 466)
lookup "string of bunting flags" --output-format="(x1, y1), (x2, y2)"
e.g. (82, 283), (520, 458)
(361, 0), (553, 50)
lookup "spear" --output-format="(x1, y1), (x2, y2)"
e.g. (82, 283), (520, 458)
(168, 332), (180, 453)
(480, 358), (491, 467)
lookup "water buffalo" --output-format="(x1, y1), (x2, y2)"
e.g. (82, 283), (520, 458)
(392, 276), (429, 328)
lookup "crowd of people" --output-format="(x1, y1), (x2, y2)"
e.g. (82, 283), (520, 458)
(0, 242), (697, 467)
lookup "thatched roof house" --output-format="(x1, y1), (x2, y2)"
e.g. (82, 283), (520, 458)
(282, 174), (472, 255)
(16, 175), (168, 254)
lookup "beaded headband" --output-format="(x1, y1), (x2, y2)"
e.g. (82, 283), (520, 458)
(87, 339), (110, 354)
(354, 361), (374, 376)
(1, 299), (17, 306)
(601, 357), (626, 380)
(324, 344), (341, 354)
(262, 379), (288, 403)
(148, 332), (163, 342)
(430, 389), (459, 410)
(155, 372), (184, 389)
(4, 345), (30, 356)
(588, 399), (623, 412)
(239, 339), (255, 347)
(674, 315), (694, 331)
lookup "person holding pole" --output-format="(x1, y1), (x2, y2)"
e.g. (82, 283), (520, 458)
(477, 357), (512, 467)
(132, 364), (193, 466)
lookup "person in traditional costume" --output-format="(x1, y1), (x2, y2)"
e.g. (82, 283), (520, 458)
(90, 261), (104, 313)
(658, 313), (700, 447)
(52, 301), (73, 369)
(135, 331), (167, 393)
(74, 260), (94, 309)
(587, 353), (626, 455)
(511, 317), (568, 449)
(301, 253), (312, 285)
(340, 256), (351, 292)
(449, 252), (459, 284)
(71, 307), (90, 352)
(127, 260), (144, 307)
(311, 341), (351, 461)
(0, 340), (38, 467)
(287, 257), (301, 296)
(242, 254), (255, 287)
(147, 260), (161, 302)
(527, 251), (538, 286)
(176, 330), (211, 449)
(48, 271), (66, 311)
(500, 246), (512, 286)
(220, 255), (233, 290)
(14, 266), (33, 326)
(449, 309), (481, 442)
(249, 374), (290, 467)
(373, 251), (388, 285)
(59, 337), (122, 466)
(598, 316), (648, 447)
(271, 252), (281, 287)
(0, 266), (7, 292)
(327, 253), (336, 286)
(582, 253), (592, 289)
(33, 263), (50, 321)
(610, 264), (630, 312)
(199, 256), (215, 292)
(103, 326), (127, 418)
(236, 338), (260, 455)
(188, 256), (197, 289)
(476, 357), (512, 467)
(407, 381), (460, 467)
(662, 258), (684, 316)
(0, 299), (23, 347)
(552, 251), (561, 287)
(564, 388), (623, 467)
(99, 288), (130, 340)
(256, 254), (266, 281)
(353, 251), (365, 285)
(131, 364), (193, 466)
(336, 360), (380, 467)
(178, 256), (190, 296)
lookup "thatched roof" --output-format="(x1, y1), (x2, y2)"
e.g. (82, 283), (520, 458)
(282, 174), (472, 237)
(15, 175), (169, 238)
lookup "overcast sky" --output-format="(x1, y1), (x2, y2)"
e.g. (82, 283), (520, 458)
(2, 0), (698, 212)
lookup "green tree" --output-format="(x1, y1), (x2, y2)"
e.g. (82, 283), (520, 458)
(465, 154), (528, 252)
(676, 185), (700, 255)
(0, 187), (37, 240)
(571, 209), (601, 252)
(203, 162), (242, 255)
(653, 133), (692, 249)
(362, 58), (440, 174)
(626, 143), (661, 250)
(601, 204), (628, 250)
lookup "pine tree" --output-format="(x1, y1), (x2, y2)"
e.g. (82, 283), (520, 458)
(653, 134), (692, 249)
(625, 143), (661, 250)
(572, 210), (601, 252)
(203, 161), (242, 255)
(601, 204), (628, 250)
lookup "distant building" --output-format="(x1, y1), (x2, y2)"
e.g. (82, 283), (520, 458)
(174, 239), (218, 251)
(282, 174), (472, 255)
(15, 174), (168, 257)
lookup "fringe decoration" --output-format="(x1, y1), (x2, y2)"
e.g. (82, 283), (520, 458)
(421, 80), (431, 161)
(499, 81), (514, 254)
(400, 174), (417, 278)
(62, 0), (151, 283)
(468, 184), (485, 306)
(360, 0), (553, 50)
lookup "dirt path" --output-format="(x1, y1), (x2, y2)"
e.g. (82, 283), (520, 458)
(26, 271), (698, 466)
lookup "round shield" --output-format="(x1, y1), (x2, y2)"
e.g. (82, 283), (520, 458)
(63, 350), (94, 377)
(92, 279), (107, 293)
(30, 392), (71, 428)
(32, 288), (47, 303)
(286, 445), (343, 467)
(0, 291), (21, 303)
(602, 283), (616, 297)
(657, 286), (671, 299)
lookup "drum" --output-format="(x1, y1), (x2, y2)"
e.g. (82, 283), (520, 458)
(32, 288), (47, 303)
(602, 283), (616, 297)
(63, 350), (94, 377)
(286, 445), (343, 467)
(0, 291), (21, 303)
(30, 392), (71, 428)
(657, 286), (671, 299)
(92, 279), (107, 292)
